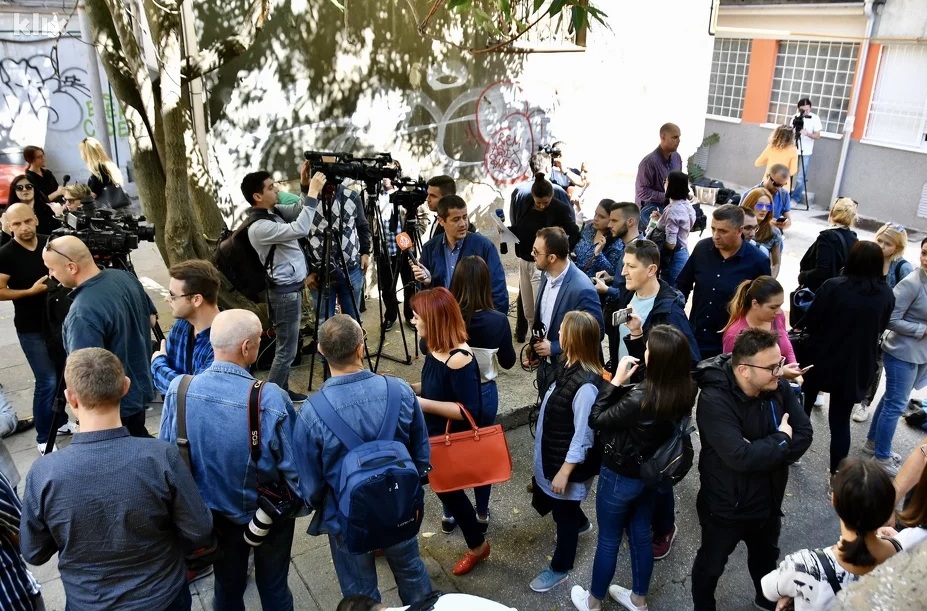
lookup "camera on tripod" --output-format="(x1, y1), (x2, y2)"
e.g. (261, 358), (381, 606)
(303, 150), (400, 186)
(389, 177), (428, 214)
(539, 144), (562, 159)
(792, 114), (805, 135)
(51, 203), (155, 262)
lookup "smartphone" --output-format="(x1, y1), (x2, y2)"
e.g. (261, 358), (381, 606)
(776, 216), (787, 223)
(612, 308), (631, 327)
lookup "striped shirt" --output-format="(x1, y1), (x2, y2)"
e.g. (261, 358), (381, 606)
(0, 471), (40, 611)
(151, 318), (214, 395)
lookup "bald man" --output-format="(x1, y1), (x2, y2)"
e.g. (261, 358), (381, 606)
(43, 235), (158, 438)
(636, 122), (683, 228)
(158, 309), (301, 609)
(0, 204), (73, 453)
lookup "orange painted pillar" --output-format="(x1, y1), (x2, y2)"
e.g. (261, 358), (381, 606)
(742, 39), (779, 124)
(852, 43), (882, 141)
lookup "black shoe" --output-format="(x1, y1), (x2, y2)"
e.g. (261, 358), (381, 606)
(301, 340), (317, 355)
(441, 517), (457, 534)
(287, 390), (308, 402)
(7, 416), (35, 437)
(383, 319), (395, 331)
(405, 319), (416, 331)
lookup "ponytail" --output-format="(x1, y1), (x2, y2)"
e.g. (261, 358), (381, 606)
(722, 276), (783, 333)
(531, 172), (554, 199)
(832, 458), (896, 568)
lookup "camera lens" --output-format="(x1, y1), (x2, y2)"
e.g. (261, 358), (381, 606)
(243, 507), (274, 547)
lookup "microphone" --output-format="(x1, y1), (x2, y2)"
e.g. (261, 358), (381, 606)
(494, 208), (508, 254)
(62, 174), (70, 185)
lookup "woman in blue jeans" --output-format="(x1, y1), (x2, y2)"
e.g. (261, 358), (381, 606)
(570, 325), (697, 611)
(449, 256), (516, 532)
(865, 237), (927, 474)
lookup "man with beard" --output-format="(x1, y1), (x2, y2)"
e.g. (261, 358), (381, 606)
(594, 202), (645, 296)
(635, 123), (682, 228)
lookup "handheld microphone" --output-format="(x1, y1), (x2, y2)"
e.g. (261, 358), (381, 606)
(494, 209), (508, 254)
(62, 174), (70, 186)
(395, 232), (420, 266)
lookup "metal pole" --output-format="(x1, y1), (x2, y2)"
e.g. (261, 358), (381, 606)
(78, 2), (112, 157)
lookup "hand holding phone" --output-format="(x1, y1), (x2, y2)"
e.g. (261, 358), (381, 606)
(612, 308), (632, 327)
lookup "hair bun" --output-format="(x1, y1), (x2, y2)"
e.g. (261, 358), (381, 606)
(534, 172), (546, 181)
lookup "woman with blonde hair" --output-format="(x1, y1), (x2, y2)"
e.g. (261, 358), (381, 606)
(78, 137), (125, 201)
(741, 187), (783, 277)
(529, 311), (603, 594)
(797, 197), (859, 293)
(754, 125), (798, 192)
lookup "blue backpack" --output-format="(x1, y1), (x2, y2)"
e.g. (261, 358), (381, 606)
(311, 376), (425, 554)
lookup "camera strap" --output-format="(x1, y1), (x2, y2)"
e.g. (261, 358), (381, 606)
(248, 380), (264, 465)
(176, 375), (194, 471)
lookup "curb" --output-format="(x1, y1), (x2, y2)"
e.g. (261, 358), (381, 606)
(498, 402), (535, 432)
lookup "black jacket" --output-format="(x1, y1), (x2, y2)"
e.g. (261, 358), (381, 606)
(798, 227), (857, 292)
(694, 355), (813, 521)
(589, 382), (677, 479)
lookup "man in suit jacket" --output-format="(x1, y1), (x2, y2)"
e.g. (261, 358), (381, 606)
(412, 195), (509, 314)
(532, 227), (605, 392)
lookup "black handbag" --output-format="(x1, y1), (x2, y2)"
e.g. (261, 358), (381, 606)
(97, 183), (132, 209)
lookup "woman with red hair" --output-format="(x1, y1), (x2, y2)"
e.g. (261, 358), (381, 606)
(410, 287), (491, 577)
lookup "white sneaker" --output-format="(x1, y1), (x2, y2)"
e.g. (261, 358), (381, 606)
(872, 454), (902, 477)
(814, 393), (826, 408)
(570, 586), (601, 611)
(851, 404), (871, 422)
(608, 584), (649, 611)
(57, 422), (78, 435)
(37, 442), (58, 455)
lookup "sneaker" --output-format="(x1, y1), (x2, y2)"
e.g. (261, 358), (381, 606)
(814, 393), (826, 408)
(578, 519), (594, 537)
(441, 516), (457, 534)
(608, 584), (648, 611)
(287, 390), (308, 402)
(529, 567), (569, 593)
(652, 524), (678, 560)
(852, 403), (871, 422)
(186, 565), (213, 584)
(872, 454), (902, 477)
(570, 586), (601, 611)
(861, 439), (901, 462)
(57, 421), (78, 435)
(37, 442), (57, 455)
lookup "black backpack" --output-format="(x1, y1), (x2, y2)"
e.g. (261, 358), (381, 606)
(215, 210), (276, 303)
(639, 416), (696, 488)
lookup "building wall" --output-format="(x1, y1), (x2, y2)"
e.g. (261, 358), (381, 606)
(877, 0), (927, 38)
(841, 140), (927, 227)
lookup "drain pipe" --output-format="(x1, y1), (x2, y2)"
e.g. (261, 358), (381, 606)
(829, 0), (880, 206)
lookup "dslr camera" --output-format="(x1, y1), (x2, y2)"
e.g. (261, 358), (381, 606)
(244, 481), (304, 547)
(539, 144), (562, 159)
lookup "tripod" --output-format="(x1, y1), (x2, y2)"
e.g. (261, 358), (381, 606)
(794, 121), (811, 211)
(365, 186), (416, 369)
(306, 182), (373, 391)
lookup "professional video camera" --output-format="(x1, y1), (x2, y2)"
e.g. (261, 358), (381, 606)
(792, 113), (805, 135)
(539, 143), (562, 159)
(388, 177), (428, 213)
(51, 202), (156, 262)
(303, 150), (401, 186)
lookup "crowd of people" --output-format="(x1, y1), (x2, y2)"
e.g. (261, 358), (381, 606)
(1, 101), (926, 611)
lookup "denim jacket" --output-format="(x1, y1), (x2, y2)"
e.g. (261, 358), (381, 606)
(158, 361), (302, 524)
(292, 370), (430, 536)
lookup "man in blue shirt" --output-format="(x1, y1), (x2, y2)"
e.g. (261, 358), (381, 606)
(42, 235), (158, 438)
(746, 164), (792, 231)
(21, 348), (214, 611)
(150, 259), (220, 395)
(159, 309), (302, 610)
(675, 205), (771, 359)
(412, 195), (509, 314)
(292, 314), (432, 604)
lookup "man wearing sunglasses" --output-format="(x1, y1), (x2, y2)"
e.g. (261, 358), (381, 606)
(691, 328), (812, 611)
(42, 235), (158, 438)
(746, 164), (792, 231)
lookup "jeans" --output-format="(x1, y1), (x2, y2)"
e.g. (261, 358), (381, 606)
(691, 502), (781, 611)
(213, 517), (295, 611)
(18, 332), (63, 444)
(267, 290), (303, 390)
(652, 485), (675, 538)
(162, 582), (192, 611)
(640, 203), (663, 231)
(867, 351), (924, 459)
(545, 493), (587, 573)
(802, 380), (856, 473)
(590, 467), (655, 600)
(662, 245), (688, 288)
(791, 154), (811, 204)
(313, 265), (364, 321)
(863, 352), (884, 407)
(328, 534), (432, 604)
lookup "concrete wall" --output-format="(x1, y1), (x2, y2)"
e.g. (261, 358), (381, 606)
(196, 0), (716, 223)
(876, 0), (927, 38)
(840, 140), (927, 227)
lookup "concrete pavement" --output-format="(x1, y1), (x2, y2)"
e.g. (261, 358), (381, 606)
(2, 204), (926, 610)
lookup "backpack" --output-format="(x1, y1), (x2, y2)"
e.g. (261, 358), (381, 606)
(215, 210), (277, 303)
(691, 203), (707, 235)
(311, 376), (425, 554)
(639, 416), (696, 488)
(791, 229), (851, 326)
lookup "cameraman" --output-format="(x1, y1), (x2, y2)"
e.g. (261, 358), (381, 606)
(791, 98), (822, 207)
(159, 309), (303, 610)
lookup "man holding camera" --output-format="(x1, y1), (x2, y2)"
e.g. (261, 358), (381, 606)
(791, 98), (822, 207)
(636, 123), (682, 229)
(21, 347), (214, 611)
(0, 203), (73, 454)
(293, 315), (432, 604)
(159, 309), (302, 610)
(43, 235), (158, 438)
(412, 195), (509, 314)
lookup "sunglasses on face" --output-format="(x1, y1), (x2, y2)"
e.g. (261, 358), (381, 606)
(755, 202), (773, 211)
(766, 176), (785, 189)
(15, 183), (35, 192)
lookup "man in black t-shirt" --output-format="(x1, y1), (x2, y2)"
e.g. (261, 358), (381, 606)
(0, 204), (74, 454)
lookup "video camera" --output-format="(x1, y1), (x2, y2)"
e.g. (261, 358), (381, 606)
(539, 144), (562, 159)
(388, 177), (428, 213)
(303, 151), (401, 186)
(792, 113), (805, 134)
(51, 202), (156, 263)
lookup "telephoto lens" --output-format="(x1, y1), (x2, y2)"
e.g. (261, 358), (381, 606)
(243, 507), (274, 547)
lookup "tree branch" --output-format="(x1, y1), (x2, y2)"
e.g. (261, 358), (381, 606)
(181, 0), (270, 80)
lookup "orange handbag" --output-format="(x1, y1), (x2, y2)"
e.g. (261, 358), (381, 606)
(428, 406), (513, 493)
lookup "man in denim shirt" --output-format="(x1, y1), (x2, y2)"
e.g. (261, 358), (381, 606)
(293, 315), (432, 604)
(159, 309), (302, 611)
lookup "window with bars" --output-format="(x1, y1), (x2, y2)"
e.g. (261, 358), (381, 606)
(865, 45), (927, 150)
(706, 38), (751, 119)
(767, 41), (859, 134)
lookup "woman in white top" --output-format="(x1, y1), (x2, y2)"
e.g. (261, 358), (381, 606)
(761, 458), (901, 611)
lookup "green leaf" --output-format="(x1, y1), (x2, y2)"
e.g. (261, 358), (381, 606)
(500, 0), (511, 21)
(571, 5), (587, 32)
(448, 0), (472, 10)
(548, 0), (567, 18)
(534, 0), (546, 13)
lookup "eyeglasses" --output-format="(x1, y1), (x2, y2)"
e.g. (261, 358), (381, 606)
(15, 183), (35, 192)
(754, 202), (772, 211)
(742, 357), (786, 376)
(531, 248), (551, 258)
(166, 292), (197, 302)
(44, 237), (74, 262)
(766, 175), (785, 189)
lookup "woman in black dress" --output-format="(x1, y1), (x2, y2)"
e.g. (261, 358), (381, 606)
(23, 146), (65, 203)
